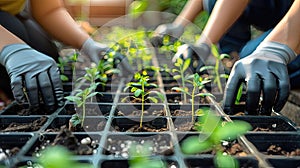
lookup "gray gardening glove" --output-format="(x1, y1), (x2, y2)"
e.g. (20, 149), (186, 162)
(172, 43), (211, 73)
(223, 42), (297, 115)
(0, 44), (64, 111)
(151, 23), (184, 47)
(81, 38), (134, 76)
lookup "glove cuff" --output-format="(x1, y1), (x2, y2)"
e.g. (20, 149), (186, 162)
(80, 37), (94, 55)
(0, 43), (31, 65)
(256, 41), (297, 64)
(194, 43), (211, 61)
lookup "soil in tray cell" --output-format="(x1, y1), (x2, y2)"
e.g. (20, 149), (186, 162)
(166, 93), (209, 104)
(45, 116), (106, 132)
(111, 117), (168, 132)
(61, 103), (112, 116)
(245, 133), (300, 157)
(103, 134), (174, 158)
(115, 104), (166, 117)
(100, 159), (179, 168)
(0, 116), (47, 132)
(26, 128), (100, 156)
(1, 103), (54, 115)
(0, 134), (32, 161)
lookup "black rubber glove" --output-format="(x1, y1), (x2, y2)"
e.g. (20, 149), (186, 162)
(0, 44), (64, 111)
(150, 23), (184, 47)
(223, 42), (297, 115)
(172, 43), (211, 73)
(81, 38), (134, 77)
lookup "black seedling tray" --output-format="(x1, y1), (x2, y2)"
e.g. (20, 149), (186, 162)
(1, 56), (299, 168)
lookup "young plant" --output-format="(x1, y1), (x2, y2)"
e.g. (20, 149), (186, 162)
(172, 57), (192, 103)
(181, 109), (252, 168)
(172, 73), (214, 122)
(57, 57), (70, 82)
(129, 142), (166, 168)
(122, 71), (164, 128)
(97, 55), (120, 90)
(200, 44), (229, 93)
(235, 84), (244, 105)
(65, 83), (101, 128)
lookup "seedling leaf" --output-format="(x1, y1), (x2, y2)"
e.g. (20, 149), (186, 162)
(181, 136), (212, 154)
(214, 120), (252, 141)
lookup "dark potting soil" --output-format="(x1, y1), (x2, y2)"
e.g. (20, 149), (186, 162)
(45, 120), (106, 132)
(114, 124), (168, 132)
(117, 109), (165, 117)
(0, 116), (47, 132)
(266, 145), (300, 156)
(174, 121), (196, 132)
(30, 127), (98, 156)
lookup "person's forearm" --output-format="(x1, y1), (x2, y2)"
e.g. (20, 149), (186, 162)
(199, 0), (249, 44)
(264, 0), (300, 54)
(0, 25), (24, 51)
(173, 0), (203, 27)
(31, 0), (89, 49)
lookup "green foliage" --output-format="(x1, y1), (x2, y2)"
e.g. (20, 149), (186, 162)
(129, 142), (166, 168)
(235, 84), (244, 105)
(78, 58), (120, 92)
(123, 71), (164, 128)
(128, 0), (149, 19)
(181, 109), (252, 168)
(65, 83), (101, 127)
(102, 27), (153, 71)
(200, 44), (229, 93)
(172, 73), (213, 122)
(171, 57), (192, 103)
(57, 57), (70, 82)
(37, 146), (93, 168)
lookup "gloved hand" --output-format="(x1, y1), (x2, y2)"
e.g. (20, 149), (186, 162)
(0, 44), (64, 111)
(81, 38), (134, 76)
(223, 42), (297, 115)
(150, 23), (184, 47)
(172, 43), (211, 73)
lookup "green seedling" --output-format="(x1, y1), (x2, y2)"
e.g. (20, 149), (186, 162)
(105, 27), (152, 71)
(181, 109), (252, 168)
(200, 44), (229, 93)
(161, 64), (172, 79)
(143, 65), (161, 78)
(128, 0), (149, 19)
(235, 84), (244, 105)
(97, 55), (120, 90)
(158, 36), (182, 59)
(172, 73), (214, 122)
(129, 142), (166, 168)
(172, 57), (192, 103)
(57, 57), (69, 82)
(65, 83), (101, 128)
(122, 71), (164, 128)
